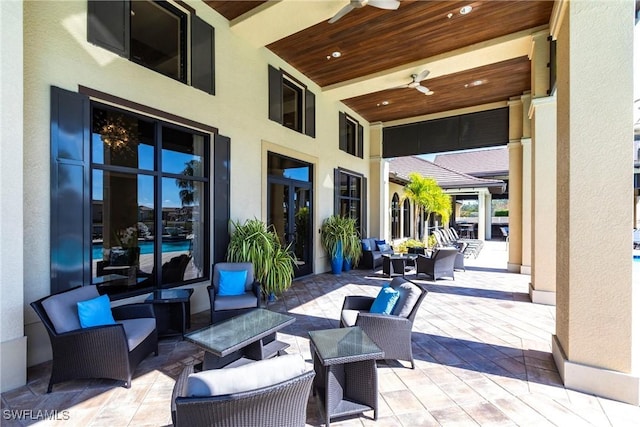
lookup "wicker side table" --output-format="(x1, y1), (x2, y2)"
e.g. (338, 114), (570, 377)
(308, 327), (384, 427)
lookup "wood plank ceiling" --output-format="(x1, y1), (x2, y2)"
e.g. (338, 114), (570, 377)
(203, 0), (554, 124)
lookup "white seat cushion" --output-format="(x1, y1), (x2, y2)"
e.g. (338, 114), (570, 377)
(186, 354), (309, 397)
(42, 286), (100, 333)
(341, 309), (361, 327)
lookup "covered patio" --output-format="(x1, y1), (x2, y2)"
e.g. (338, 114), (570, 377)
(3, 241), (639, 426)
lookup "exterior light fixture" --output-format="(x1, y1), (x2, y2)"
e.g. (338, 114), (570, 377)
(460, 5), (473, 15)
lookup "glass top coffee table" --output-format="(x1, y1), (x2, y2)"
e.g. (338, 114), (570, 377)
(186, 308), (295, 369)
(308, 327), (384, 427)
(382, 253), (418, 277)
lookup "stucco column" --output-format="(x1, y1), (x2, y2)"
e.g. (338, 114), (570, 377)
(484, 191), (492, 240)
(520, 137), (532, 275)
(530, 97), (557, 305)
(369, 122), (386, 239)
(0, 0), (27, 392)
(507, 97), (523, 273)
(553, 0), (639, 404)
(477, 190), (485, 242)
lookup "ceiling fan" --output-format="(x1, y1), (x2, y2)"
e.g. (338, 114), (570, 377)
(398, 70), (434, 95)
(328, 0), (401, 24)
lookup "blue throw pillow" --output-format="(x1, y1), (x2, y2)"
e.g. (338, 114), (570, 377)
(362, 240), (372, 251)
(77, 294), (116, 328)
(378, 243), (392, 252)
(374, 239), (386, 250)
(369, 286), (400, 314)
(218, 270), (247, 296)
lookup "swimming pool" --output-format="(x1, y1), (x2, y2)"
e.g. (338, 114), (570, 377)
(92, 239), (191, 260)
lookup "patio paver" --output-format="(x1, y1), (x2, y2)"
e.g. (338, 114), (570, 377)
(3, 241), (640, 426)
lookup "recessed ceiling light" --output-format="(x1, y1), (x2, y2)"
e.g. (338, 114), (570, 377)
(460, 5), (473, 15)
(447, 12), (453, 19)
(377, 100), (390, 107)
(464, 79), (486, 88)
(331, 51), (341, 58)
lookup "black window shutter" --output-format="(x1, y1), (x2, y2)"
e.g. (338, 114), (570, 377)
(357, 123), (364, 158)
(87, 0), (129, 57)
(305, 90), (316, 138)
(361, 176), (368, 238)
(50, 87), (91, 294)
(268, 65), (283, 124)
(334, 168), (341, 216)
(338, 112), (347, 152)
(191, 15), (215, 95)
(213, 134), (231, 264)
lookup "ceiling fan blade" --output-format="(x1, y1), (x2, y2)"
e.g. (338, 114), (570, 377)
(415, 85), (429, 94)
(368, 0), (401, 10)
(328, 4), (355, 23)
(415, 69), (430, 82)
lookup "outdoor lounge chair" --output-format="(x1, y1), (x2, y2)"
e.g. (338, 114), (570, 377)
(339, 277), (428, 369)
(171, 354), (314, 427)
(208, 262), (261, 324)
(30, 285), (158, 392)
(416, 248), (458, 280)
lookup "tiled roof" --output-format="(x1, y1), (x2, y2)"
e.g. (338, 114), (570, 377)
(433, 147), (508, 177)
(388, 156), (505, 190)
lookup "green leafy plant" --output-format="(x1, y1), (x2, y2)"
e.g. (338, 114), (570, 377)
(341, 217), (362, 266)
(402, 172), (452, 239)
(226, 219), (295, 297)
(320, 215), (349, 259)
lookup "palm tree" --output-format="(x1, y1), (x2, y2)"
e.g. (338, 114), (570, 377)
(402, 172), (451, 240)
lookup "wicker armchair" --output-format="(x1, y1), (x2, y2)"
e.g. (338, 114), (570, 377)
(339, 277), (428, 369)
(172, 355), (315, 427)
(30, 285), (158, 392)
(208, 262), (261, 324)
(416, 248), (459, 280)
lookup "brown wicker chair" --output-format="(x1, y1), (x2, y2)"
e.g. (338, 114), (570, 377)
(339, 277), (428, 369)
(172, 356), (315, 427)
(416, 247), (459, 280)
(30, 285), (158, 392)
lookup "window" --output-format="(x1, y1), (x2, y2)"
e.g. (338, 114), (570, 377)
(334, 169), (367, 236)
(391, 193), (400, 239)
(91, 105), (209, 296)
(403, 199), (411, 237)
(339, 112), (364, 158)
(130, 0), (186, 82)
(268, 65), (315, 137)
(87, 0), (215, 94)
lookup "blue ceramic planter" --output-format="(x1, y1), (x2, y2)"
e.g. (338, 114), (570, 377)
(343, 258), (352, 271)
(330, 241), (343, 275)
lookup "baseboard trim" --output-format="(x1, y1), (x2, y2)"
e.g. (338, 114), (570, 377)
(1, 335), (27, 392)
(529, 284), (556, 305)
(552, 335), (640, 405)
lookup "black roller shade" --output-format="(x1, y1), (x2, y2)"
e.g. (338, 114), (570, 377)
(357, 123), (364, 159)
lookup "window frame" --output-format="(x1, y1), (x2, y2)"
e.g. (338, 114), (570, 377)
(334, 168), (367, 237)
(268, 65), (316, 138)
(90, 101), (211, 298)
(339, 112), (364, 158)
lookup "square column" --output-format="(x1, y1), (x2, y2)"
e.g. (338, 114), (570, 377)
(507, 98), (524, 272)
(0, 0), (27, 392)
(369, 122), (386, 239)
(520, 137), (532, 275)
(530, 96), (557, 305)
(483, 191), (492, 240)
(553, 0), (639, 404)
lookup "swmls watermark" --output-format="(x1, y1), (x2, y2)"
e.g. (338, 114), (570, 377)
(2, 409), (71, 421)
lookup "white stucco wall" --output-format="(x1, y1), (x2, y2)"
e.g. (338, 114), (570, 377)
(22, 0), (369, 367)
(0, 0), (27, 392)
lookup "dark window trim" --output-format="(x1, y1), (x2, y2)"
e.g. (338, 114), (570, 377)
(334, 167), (367, 235)
(175, 0), (195, 14)
(79, 85), (218, 134)
(339, 112), (363, 158)
(268, 65), (315, 138)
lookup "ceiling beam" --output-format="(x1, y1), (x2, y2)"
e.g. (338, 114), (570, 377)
(229, 0), (347, 47)
(322, 26), (548, 101)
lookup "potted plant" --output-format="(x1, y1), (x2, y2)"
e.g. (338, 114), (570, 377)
(226, 219), (296, 300)
(320, 215), (346, 274)
(341, 217), (362, 271)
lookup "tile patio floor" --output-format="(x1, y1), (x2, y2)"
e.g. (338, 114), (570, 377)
(3, 241), (640, 426)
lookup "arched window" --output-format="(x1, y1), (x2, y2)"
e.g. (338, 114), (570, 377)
(391, 193), (400, 239)
(403, 199), (411, 237)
